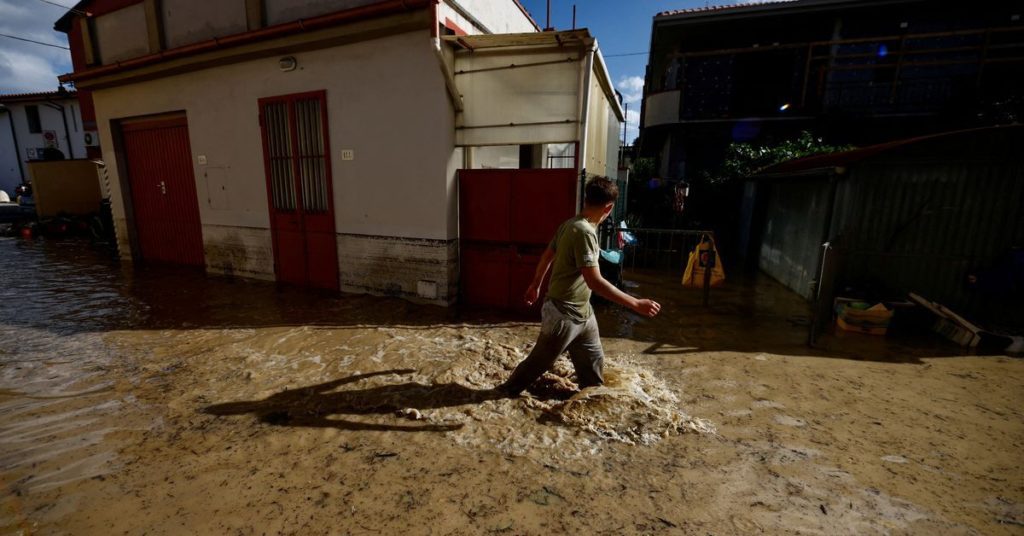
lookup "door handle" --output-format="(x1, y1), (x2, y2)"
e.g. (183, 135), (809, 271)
(158, 181), (167, 195)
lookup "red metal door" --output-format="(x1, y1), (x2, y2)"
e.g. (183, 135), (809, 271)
(459, 168), (578, 312)
(459, 169), (511, 243)
(259, 91), (339, 291)
(122, 116), (204, 266)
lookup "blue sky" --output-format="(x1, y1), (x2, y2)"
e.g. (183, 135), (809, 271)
(0, 0), (75, 94)
(1, 0), (718, 141)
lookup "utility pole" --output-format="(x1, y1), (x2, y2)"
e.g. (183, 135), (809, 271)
(621, 102), (628, 167)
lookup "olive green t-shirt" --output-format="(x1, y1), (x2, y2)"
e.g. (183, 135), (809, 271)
(546, 215), (600, 322)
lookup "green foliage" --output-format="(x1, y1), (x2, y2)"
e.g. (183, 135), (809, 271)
(630, 157), (656, 181)
(713, 131), (851, 185)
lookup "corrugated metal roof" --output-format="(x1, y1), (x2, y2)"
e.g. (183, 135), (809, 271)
(655, 0), (914, 21)
(754, 125), (1024, 176)
(657, 0), (798, 18)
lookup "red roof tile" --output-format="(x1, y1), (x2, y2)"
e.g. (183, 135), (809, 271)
(0, 90), (78, 103)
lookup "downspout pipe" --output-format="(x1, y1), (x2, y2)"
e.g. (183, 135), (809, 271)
(808, 168), (844, 346)
(432, 38), (463, 112)
(577, 44), (595, 209)
(0, 105), (26, 183)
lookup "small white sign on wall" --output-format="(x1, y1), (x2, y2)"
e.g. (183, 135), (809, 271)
(341, 149), (354, 161)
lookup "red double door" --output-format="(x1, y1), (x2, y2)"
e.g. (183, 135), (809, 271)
(122, 115), (205, 266)
(259, 91), (339, 291)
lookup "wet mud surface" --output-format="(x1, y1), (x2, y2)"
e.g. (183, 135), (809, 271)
(1, 237), (1022, 534)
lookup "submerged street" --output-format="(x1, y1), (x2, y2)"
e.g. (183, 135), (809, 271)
(1, 237), (1021, 535)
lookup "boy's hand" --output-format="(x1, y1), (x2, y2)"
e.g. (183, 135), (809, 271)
(524, 283), (541, 306)
(632, 299), (661, 317)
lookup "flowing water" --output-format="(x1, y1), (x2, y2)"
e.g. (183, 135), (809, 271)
(1, 237), (1021, 535)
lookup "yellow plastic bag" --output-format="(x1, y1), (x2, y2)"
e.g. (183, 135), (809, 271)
(682, 235), (726, 288)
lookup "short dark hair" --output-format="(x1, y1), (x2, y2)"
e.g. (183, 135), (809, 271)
(584, 177), (619, 207)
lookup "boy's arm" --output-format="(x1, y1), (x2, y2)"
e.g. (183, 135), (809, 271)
(523, 246), (556, 306)
(581, 267), (661, 317)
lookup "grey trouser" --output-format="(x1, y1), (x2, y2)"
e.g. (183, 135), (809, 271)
(503, 300), (605, 395)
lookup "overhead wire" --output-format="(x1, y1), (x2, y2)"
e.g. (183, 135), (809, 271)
(0, 33), (70, 50)
(31, 0), (91, 16)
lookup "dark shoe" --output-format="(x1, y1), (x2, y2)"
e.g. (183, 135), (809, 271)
(494, 383), (521, 398)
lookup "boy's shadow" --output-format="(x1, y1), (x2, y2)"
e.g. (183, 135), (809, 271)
(202, 369), (503, 432)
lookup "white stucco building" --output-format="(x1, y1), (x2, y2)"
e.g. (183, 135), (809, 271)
(0, 90), (90, 196)
(55, 0), (622, 306)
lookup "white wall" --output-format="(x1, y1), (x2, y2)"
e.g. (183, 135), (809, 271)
(606, 106), (620, 176)
(584, 73), (609, 178)
(441, 0), (537, 34)
(0, 113), (20, 195)
(92, 30), (454, 241)
(0, 98), (87, 195)
(454, 47), (580, 146)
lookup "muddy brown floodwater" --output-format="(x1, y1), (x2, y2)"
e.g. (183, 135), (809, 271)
(1, 237), (1021, 535)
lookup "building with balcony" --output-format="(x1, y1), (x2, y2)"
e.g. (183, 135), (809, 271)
(639, 0), (1023, 181)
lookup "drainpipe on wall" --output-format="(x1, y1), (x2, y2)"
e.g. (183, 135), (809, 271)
(0, 105), (26, 183)
(432, 37), (463, 113)
(576, 44), (596, 209)
(808, 167), (845, 346)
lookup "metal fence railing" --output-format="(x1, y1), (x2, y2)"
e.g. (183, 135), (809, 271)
(600, 225), (715, 272)
(598, 225), (719, 306)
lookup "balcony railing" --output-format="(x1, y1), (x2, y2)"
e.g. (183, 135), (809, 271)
(644, 25), (1024, 122)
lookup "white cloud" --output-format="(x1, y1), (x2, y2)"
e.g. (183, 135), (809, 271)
(616, 75), (645, 105)
(624, 108), (640, 145)
(0, 0), (74, 94)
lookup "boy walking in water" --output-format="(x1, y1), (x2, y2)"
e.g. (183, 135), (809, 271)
(498, 177), (661, 396)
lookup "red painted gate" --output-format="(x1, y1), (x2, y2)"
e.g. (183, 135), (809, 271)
(460, 168), (577, 313)
(259, 91), (339, 291)
(122, 115), (205, 266)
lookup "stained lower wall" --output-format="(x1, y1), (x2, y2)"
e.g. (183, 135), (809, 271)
(202, 225), (275, 281)
(338, 233), (458, 305)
